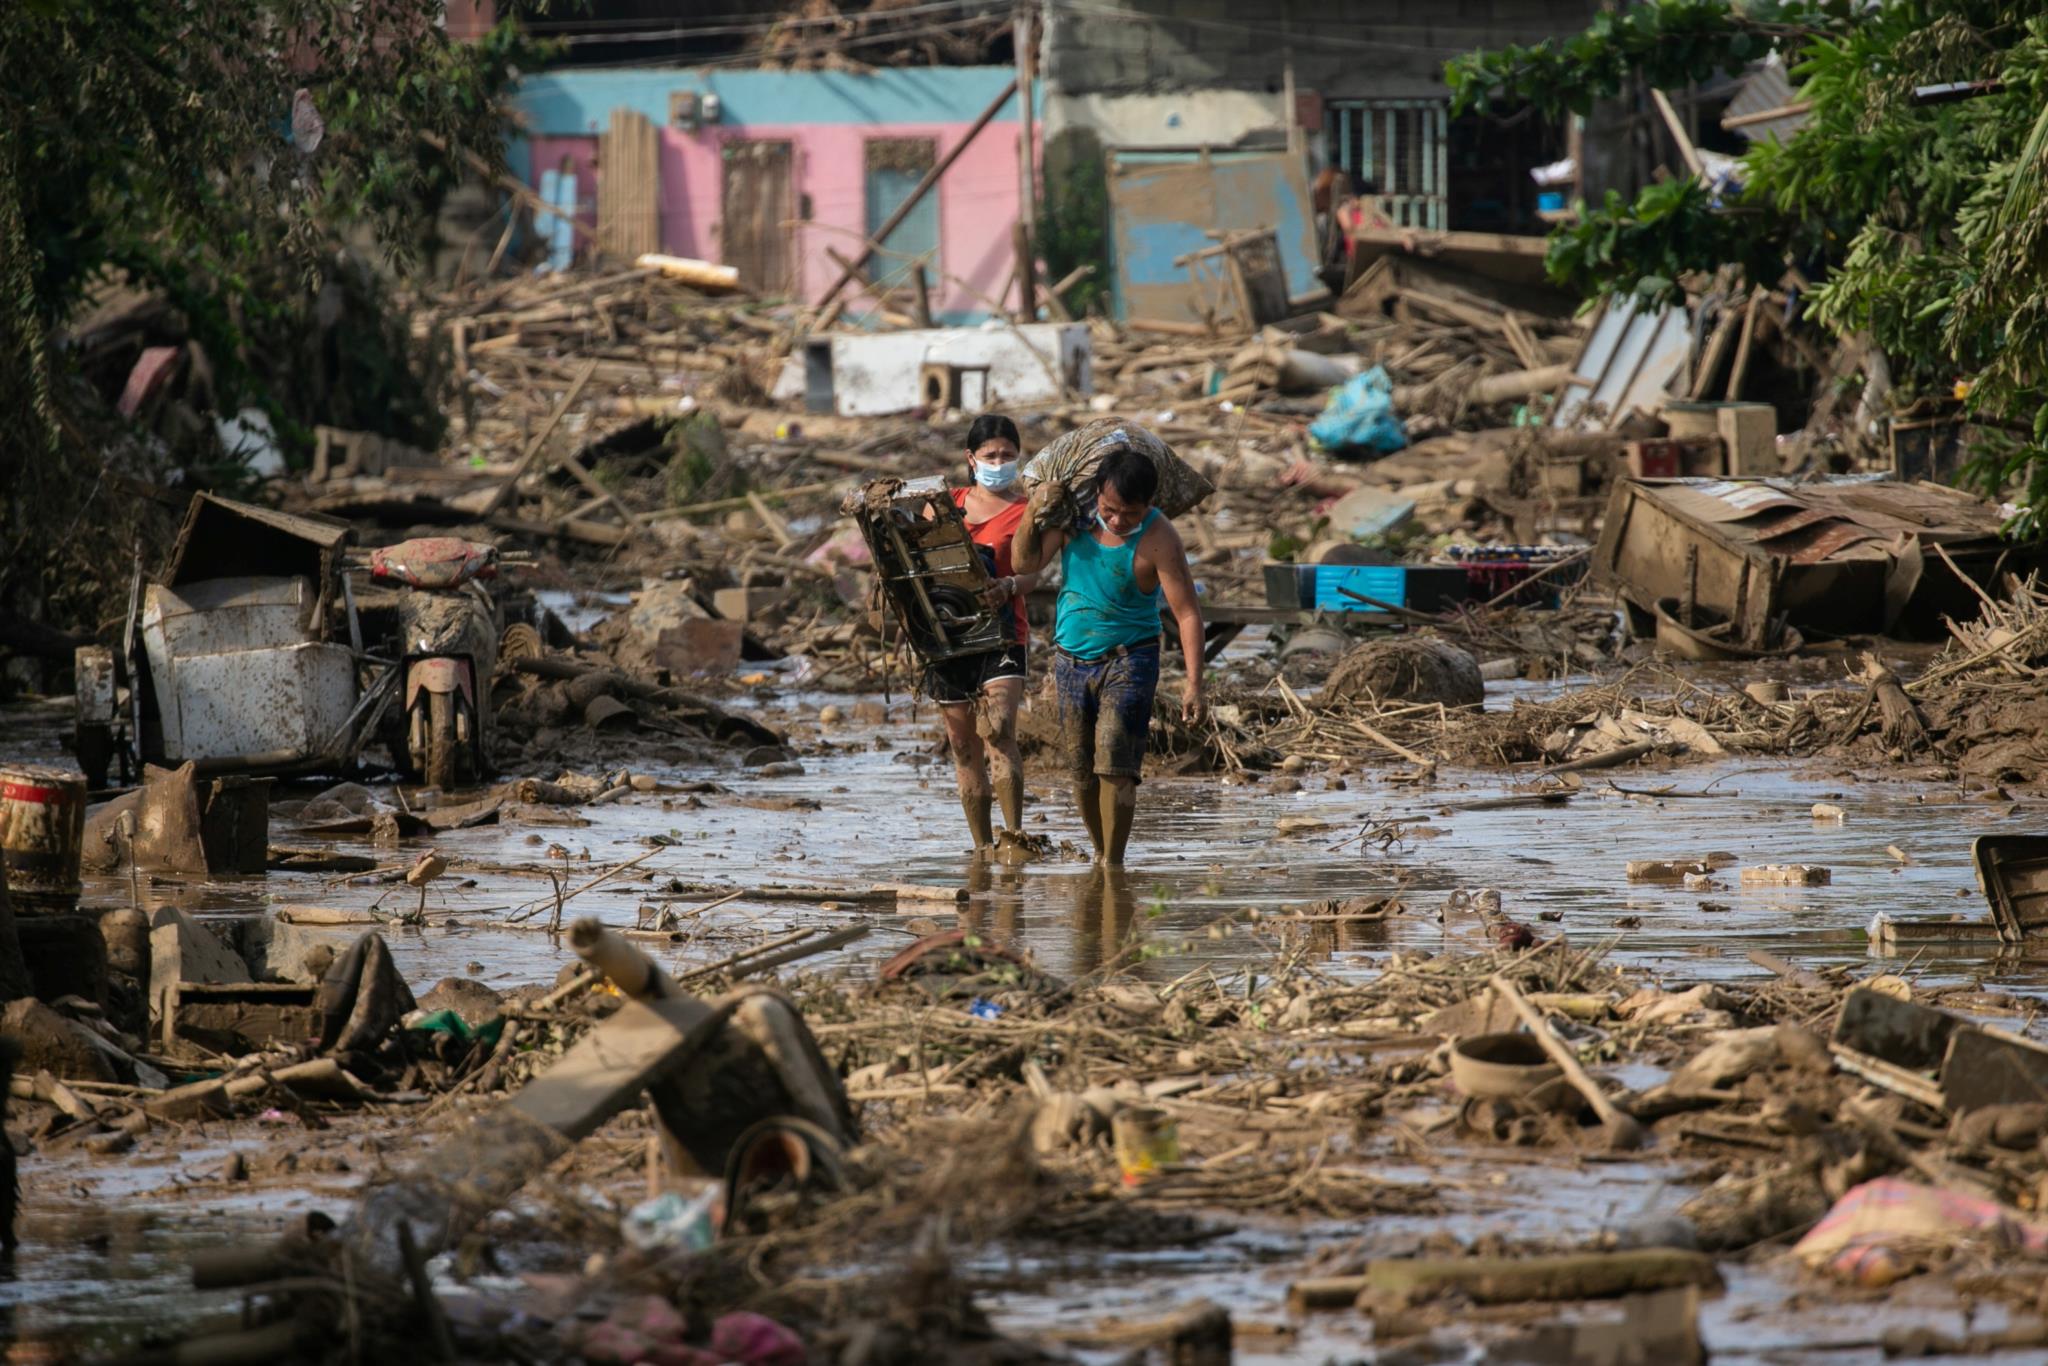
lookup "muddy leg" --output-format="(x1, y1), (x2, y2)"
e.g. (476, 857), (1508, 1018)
(1098, 775), (1137, 866)
(1076, 775), (1105, 858)
(941, 703), (994, 850)
(983, 677), (1026, 834)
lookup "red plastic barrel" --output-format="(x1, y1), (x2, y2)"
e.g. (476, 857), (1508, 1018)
(0, 764), (86, 910)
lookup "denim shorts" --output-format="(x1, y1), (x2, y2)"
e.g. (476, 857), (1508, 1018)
(1053, 642), (1161, 782)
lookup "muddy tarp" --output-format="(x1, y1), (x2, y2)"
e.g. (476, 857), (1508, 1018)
(1594, 476), (2046, 641)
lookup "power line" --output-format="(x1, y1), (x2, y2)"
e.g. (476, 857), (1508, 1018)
(557, 15), (1010, 69)
(526, 0), (1008, 38)
(1045, 0), (1541, 57)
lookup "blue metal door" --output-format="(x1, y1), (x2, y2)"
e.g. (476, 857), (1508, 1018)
(865, 138), (940, 292)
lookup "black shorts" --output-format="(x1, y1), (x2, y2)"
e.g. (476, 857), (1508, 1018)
(924, 640), (1029, 704)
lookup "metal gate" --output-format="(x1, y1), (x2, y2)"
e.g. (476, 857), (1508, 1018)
(1323, 99), (1448, 230)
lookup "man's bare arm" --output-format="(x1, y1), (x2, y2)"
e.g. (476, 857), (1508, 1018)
(1149, 523), (1207, 723)
(1012, 481), (1070, 575)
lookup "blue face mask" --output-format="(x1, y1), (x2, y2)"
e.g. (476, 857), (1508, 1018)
(974, 459), (1019, 491)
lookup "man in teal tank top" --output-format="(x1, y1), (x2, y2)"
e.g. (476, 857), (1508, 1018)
(1013, 440), (1206, 865)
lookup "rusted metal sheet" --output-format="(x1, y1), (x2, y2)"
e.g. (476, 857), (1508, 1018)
(166, 494), (350, 590)
(1106, 150), (1319, 323)
(1595, 476), (2048, 641)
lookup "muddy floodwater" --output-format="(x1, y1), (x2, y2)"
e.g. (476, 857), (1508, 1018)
(4, 679), (2047, 1361)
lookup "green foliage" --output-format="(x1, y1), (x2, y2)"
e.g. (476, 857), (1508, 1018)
(0, 0), (535, 626)
(1451, 1), (2048, 516)
(1545, 179), (1760, 306)
(1039, 137), (1110, 317)
(1447, 0), (1849, 118)
(666, 412), (741, 509)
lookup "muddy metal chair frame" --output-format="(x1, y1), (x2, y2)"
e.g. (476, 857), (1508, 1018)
(845, 476), (1009, 665)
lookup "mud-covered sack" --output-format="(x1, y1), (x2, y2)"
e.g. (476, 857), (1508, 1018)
(1022, 418), (1214, 524)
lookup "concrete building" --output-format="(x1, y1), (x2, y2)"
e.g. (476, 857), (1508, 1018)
(1041, 0), (1606, 234)
(508, 66), (1035, 321)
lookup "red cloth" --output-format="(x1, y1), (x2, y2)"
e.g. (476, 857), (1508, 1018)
(954, 488), (1029, 643)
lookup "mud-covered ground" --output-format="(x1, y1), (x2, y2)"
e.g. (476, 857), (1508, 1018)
(5, 643), (2048, 1363)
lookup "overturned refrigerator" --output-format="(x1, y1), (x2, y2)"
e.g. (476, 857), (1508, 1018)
(75, 494), (372, 785)
(1594, 476), (2047, 647)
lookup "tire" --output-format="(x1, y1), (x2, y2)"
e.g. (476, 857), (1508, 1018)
(425, 691), (458, 791)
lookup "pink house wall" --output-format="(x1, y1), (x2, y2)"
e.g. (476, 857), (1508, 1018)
(525, 121), (1029, 317)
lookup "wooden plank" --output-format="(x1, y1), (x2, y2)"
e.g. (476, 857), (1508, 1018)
(1725, 291), (1763, 401)
(1650, 89), (1704, 178)
(478, 357), (600, 518)
(1722, 100), (1812, 130)
(1688, 293), (1743, 400)
(342, 993), (720, 1273)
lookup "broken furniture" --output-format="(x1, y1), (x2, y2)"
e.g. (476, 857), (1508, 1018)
(1176, 229), (1292, 332)
(75, 493), (374, 784)
(1976, 835), (2048, 944)
(1831, 985), (2048, 1115)
(844, 477), (1010, 665)
(1876, 835), (2048, 952)
(1891, 410), (1968, 485)
(1593, 476), (2048, 645)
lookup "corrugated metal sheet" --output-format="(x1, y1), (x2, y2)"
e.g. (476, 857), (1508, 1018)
(1553, 298), (1693, 430)
(1723, 57), (1809, 143)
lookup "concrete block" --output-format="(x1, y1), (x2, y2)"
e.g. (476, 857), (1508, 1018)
(713, 587), (783, 622)
(1718, 402), (1778, 477)
(655, 620), (746, 676)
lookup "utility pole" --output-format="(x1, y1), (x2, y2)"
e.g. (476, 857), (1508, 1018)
(1015, 1), (1039, 319)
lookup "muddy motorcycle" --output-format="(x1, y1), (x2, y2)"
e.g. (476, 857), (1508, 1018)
(366, 538), (503, 790)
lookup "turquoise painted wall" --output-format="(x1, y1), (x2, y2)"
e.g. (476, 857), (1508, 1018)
(514, 66), (1032, 136)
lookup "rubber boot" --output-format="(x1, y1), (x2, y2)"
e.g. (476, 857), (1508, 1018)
(961, 790), (996, 850)
(1098, 777), (1136, 866)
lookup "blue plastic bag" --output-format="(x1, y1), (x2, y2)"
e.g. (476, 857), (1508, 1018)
(1309, 366), (1408, 456)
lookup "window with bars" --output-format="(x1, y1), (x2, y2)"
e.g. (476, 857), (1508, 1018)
(1323, 99), (1449, 230)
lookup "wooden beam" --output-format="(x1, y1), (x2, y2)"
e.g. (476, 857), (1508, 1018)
(1721, 100), (1812, 131)
(813, 76), (1019, 315)
(479, 357), (599, 519)
(341, 991), (723, 1273)
(1650, 89), (1704, 178)
(1013, 221), (1037, 320)
(1725, 290), (1763, 401)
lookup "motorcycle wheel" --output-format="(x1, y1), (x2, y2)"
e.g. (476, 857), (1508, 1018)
(425, 691), (458, 791)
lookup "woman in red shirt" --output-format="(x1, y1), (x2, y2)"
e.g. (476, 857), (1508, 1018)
(926, 414), (1040, 852)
